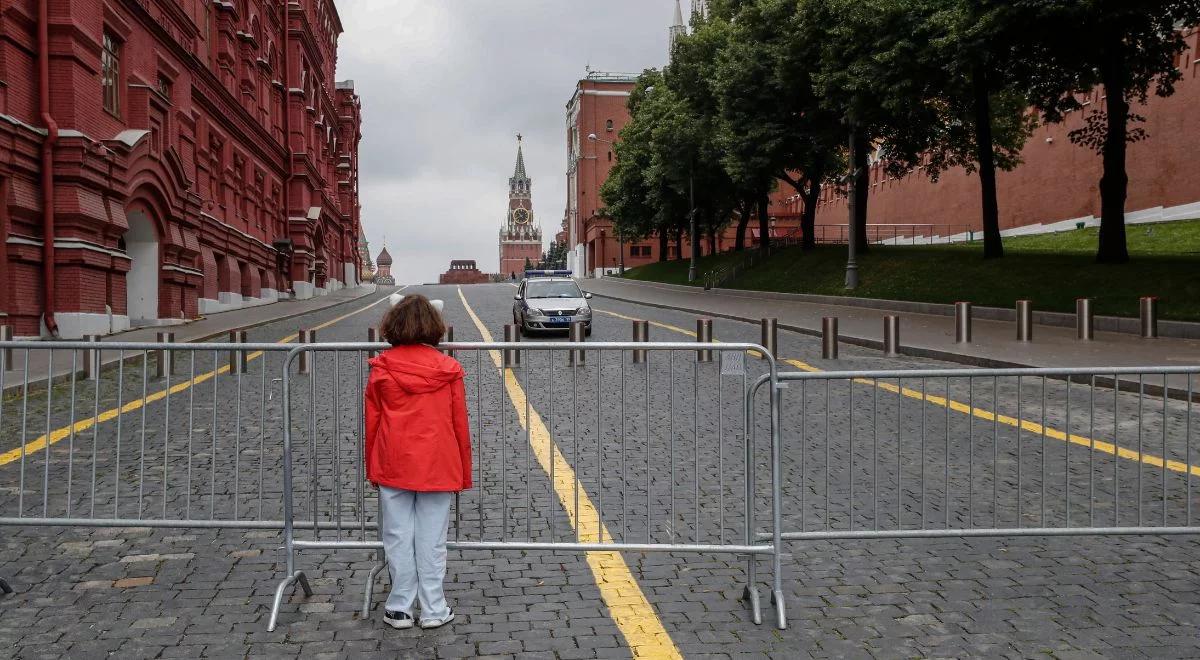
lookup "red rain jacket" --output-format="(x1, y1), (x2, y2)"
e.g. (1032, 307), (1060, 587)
(364, 344), (473, 492)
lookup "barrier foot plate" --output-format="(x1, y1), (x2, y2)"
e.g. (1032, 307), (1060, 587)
(772, 588), (787, 630)
(266, 570), (311, 632)
(742, 585), (762, 625)
(0, 578), (11, 595)
(361, 559), (386, 619)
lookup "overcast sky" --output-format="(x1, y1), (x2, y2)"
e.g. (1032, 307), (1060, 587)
(336, 1), (682, 284)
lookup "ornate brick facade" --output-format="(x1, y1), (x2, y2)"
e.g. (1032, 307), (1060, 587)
(0, 0), (363, 338)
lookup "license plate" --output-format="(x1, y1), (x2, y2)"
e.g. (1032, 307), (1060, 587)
(550, 316), (570, 324)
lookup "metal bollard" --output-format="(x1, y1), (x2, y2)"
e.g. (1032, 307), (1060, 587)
(954, 302), (972, 344)
(1076, 298), (1094, 341)
(0, 325), (12, 371)
(696, 318), (713, 363)
(367, 327), (379, 358)
(1016, 300), (1033, 342)
(760, 318), (778, 360)
(632, 319), (649, 364)
(882, 316), (900, 357)
(82, 335), (101, 381)
(154, 331), (175, 379)
(569, 321), (587, 366)
(298, 329), (316, 375)
(1140, 296), (1158, 338)
(503, 324), (521, 368)
(821, 317), (839, 360)
(229, 330), (248, 373)
(444, 326), (454, 358)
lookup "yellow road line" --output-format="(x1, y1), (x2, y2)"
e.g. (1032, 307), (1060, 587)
(458, 288), (681, 660)
(0, 290), (400, 467)
(595, 308), (1200, 478)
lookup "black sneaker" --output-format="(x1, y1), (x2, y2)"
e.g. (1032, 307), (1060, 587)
(419, 608), (455, 629)
(383, 609), (414, 630)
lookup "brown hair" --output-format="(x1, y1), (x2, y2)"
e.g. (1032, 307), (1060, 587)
(379, 294), (445, 347)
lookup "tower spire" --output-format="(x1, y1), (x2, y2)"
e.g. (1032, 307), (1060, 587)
(669, 0), (687, 61)
(513, 133), (527, 179)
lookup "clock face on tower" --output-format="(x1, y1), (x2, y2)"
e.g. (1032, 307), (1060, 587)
(513, 208), (531, 225)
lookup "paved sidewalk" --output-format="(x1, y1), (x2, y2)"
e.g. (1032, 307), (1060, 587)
(583, 278), (1200, 389)
(1, 284), (379, 389)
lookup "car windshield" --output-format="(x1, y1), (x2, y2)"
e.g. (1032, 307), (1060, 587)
(525, 281), (583, 299)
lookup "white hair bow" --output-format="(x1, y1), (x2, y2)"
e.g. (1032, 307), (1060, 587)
(388, 293), (443, 312)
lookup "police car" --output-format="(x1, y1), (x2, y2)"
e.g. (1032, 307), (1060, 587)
(512, 270), (593, 336)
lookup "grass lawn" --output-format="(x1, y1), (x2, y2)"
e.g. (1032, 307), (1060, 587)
(620, 219), (1200, 322)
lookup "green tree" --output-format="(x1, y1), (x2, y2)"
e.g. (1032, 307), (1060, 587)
(1015, 0), (1200, 263)
(716, 0), (845, 251)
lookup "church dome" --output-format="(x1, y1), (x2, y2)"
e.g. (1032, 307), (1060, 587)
(376, 247), (393, 266)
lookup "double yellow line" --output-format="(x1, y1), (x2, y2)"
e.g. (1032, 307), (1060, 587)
(0, 291), (398, 467)
(596, 308), (1200, 477)
(456, 288), (682, 660)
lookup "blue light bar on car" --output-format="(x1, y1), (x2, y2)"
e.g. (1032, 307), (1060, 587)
(524, 270), (573, 278)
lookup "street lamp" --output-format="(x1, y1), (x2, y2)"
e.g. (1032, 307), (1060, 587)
(845, 114), (861, 290)
(588, 133), (625, 275)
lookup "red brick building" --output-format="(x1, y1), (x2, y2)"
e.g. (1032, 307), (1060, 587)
(499, 136), (542, 279)
(0, 0), (363, 338)
(438, 260), (488, 285)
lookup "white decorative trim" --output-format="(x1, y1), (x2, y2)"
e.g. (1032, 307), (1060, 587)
(52, 312), (131, 339)
(306, 206), (322, 221)
(200, 212), (279, 252)
(163, 264), (204, 276)
(0, 112), (48, 134)
(582, 90), (632, 97)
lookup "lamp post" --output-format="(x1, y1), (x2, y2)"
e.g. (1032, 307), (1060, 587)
(588, 133), (625, 276)
(845, 113), (861, 290)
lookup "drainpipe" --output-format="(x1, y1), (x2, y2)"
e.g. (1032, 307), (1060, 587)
(279, 1), (294, 295)
(38, 0), (59, 336)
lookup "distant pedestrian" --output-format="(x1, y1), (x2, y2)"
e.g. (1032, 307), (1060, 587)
(365, 294), (472, 630)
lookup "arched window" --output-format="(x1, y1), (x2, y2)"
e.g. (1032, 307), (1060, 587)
(605, 119), (614, 132)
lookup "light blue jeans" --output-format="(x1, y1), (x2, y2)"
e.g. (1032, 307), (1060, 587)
(378, 487), (453, 619)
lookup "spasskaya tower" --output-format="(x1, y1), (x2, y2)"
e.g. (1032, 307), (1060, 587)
(499, 135), (543, 278)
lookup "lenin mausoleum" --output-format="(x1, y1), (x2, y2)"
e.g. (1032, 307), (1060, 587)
(0, 0), (363, 338)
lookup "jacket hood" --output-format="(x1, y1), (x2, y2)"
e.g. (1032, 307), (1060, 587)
(368, 345), (464, 394)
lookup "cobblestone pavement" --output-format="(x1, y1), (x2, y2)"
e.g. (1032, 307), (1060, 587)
(1, 283), (1198, 658)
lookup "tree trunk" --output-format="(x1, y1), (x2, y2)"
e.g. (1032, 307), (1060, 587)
(707, 212), (717, 256)
(802, 166), (822, 250)
(852, 128), (870, 252)
(757, 194), (771, 253)
(658, 230), (668, 262)
(675, 226), (684, 261)
(972, 64), (1004, 259)
(734, 197), (752, 251)
(1097, 52), (1130, 264)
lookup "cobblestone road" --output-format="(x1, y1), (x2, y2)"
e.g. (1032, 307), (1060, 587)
(1, 283), (1198, 658)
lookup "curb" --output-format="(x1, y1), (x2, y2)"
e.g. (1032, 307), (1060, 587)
(1, 285), (385, 395)
(586, 288), (1198, 402)
(603, 277), (1200, 340)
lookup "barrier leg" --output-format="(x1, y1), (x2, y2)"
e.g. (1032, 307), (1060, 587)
(742, 378), (762, 625)
(361, 494), (386, 619)
(267, 570), (312, 632)
(361, 556), (387, 619)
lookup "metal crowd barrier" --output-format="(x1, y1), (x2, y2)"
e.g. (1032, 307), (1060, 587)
(267, 341), (787, 631)
(0, 340), (299, 530)
(751, 366), (1199, 544)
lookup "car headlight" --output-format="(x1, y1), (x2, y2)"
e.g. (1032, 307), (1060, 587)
(528, 308), (545, 316)
(576, 306), (592, 316)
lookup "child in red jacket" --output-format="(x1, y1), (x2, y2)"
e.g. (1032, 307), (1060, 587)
(365, 294), (472, 630)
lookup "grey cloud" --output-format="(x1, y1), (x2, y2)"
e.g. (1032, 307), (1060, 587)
(336, 1), (677, 284)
